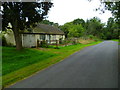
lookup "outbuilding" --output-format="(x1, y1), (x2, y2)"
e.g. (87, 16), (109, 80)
(4, 24), (65, 48)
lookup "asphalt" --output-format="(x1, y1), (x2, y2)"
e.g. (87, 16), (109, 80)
(8, 41), (118, 88)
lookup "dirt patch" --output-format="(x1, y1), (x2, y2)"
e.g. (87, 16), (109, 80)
(79, 39), (95, 44)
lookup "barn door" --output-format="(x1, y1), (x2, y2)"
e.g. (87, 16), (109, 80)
(29, 34), (36, 47)
(22, 34), (36, 48)
(47, 35), (51, 44)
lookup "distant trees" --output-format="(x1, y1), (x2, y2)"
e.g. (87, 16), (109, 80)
(40, 20), (54, 25)
(59, 22), (71, 38)
(40, 20), (59, 27)
(60, 17), (119, 40)
(73, 18), (85, 27)
(99, 2), (120, 24)
(103, 17), (119, 39)
(60, 17), (103, 39)
(68, 24), (84, 38)
(85, 17), (104, 38)
(97, 1), (120, 39)
(86, 1), (119, 39)
(1, 2), (53, 50)
(59, 18), (85, 38)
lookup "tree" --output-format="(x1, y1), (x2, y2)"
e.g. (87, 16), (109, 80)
(104, 17), (119, 39)
(73, 18), (85, 27)
(59, 22), (72, 38)
(1, 1), (53, 50)
(60, 20), (85, 38)
(97, 1), (120, 38)
(85, 17), (104, 38)
(99, 2), (120, 23)
(68, 24), (84, 38)
(88, 1), (120, 39)
(40, 20), (54, 25)
(40, 20), (59, 27)
(88, 0), (120, 23)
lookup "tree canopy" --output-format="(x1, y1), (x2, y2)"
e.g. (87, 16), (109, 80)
(59, 19), (85, 38)
(60, 17), (119, 40)
(1, 1), (53, 50)
(40, 20), (59, 27)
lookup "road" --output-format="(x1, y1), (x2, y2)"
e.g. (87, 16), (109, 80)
(9, 41), (118, 88)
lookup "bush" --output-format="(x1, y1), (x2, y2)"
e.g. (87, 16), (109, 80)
(88, 35), (94, 39)
(40, 41), (48, 48)
(62, 39), (70, 45)
(71, 39), (78, 45)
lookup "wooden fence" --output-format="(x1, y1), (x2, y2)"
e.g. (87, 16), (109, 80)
(37, 38), (80, 48)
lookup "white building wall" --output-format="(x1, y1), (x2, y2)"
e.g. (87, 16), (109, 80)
(22, 34), (36, 48)
(35, 34), (40, 47)
(4, 30), (16, 46)
(63, 35), (65, 40)
(4, 30), (65, 47)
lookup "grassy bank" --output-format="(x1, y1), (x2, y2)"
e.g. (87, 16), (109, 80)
(112, 39), (119, 42)
(2, 41), (102, 88)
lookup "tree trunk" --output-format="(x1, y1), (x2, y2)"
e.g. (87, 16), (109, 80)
(12, 20), (22, 50)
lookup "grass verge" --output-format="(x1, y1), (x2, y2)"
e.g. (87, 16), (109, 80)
(112, 39), (119, 42)
(2, 41), (102, 88)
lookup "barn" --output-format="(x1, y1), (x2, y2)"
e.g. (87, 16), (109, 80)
(4, 24), (65, 48)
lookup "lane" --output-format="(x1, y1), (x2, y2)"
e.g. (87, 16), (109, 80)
(9, 41), (118, 88)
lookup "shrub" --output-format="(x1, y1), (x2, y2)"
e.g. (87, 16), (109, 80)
(40, 41), (48, 48)
(88, 35), (94, 39)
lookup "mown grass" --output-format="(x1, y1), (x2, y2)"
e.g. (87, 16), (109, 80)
(2, 41), (102, 88)
(2, 47), (57, 76)
(112, 39), (119, 42)
(112, 39), (120, 45)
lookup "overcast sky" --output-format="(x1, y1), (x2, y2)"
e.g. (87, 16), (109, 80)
(46, 0), (113, 25)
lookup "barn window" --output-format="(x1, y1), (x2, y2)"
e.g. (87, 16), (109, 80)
(40, 35), (45, 40)
(52, 35), (56, 40)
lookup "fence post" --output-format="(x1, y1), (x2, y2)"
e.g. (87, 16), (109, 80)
(55, 40), (58, 49)
(36, 39), (39, 48)
(46, 40), (48, 48)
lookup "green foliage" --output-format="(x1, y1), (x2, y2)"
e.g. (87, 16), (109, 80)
(40, 41), (48, 48)
(102, 17), (119, 40)
(1, 2), (53, 50)
(60, 16), (118, 40)
(3, 41), (102, 87)
(60, 20), (85, 38)
(85, 17), (104, 37)
(2, 2), (53, 31)
(96, 1), (120, 36)
(88, 35), (94, 39)
(40, 20), (54, 25)
(40, 20), (59, 27)
(68, 24), (84, 37)
(98, 2), (120, 24)
(112, 39), (119, 42)
(73, 18), (85, 27)
(59, 22), (72, 38)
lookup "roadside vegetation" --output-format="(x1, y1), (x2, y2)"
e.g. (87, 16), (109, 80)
(60, 17), (119, 40)
(1, 1), (119, 89)
(112, 39), (119, 42)
(112, 39), (120, 45)
(2, 40), (102, 87)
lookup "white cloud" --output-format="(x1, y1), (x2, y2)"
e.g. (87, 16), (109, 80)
(47, 0), (112, 25)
